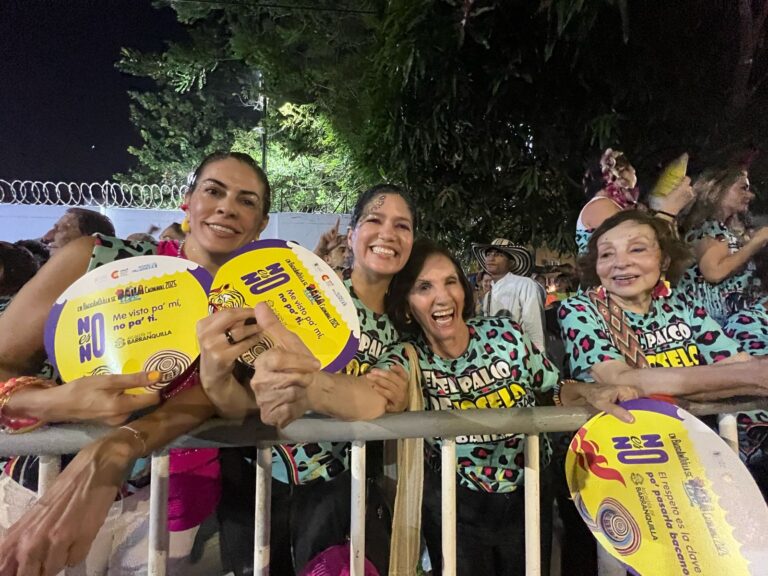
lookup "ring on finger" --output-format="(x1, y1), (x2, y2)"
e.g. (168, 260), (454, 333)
(225, 329), (237, 346)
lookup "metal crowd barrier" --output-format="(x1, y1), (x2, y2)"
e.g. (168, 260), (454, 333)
(2, 399), (767, 576)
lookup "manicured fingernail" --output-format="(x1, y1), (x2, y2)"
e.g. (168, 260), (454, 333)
(148, 371), (160, 383)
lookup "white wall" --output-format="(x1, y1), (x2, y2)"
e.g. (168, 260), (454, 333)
(0, 205), (350, 251)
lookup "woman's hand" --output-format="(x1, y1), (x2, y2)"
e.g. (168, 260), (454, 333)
(197, 307), (271, 419)
(253, 351), (317, 427)
(10, 372), (162, 426)
(249, 303), (321, 427)
(752, 226), (768, 248)
(658, 176), (695, 216)
(0, 434), (137, 576)
(366, 365), (409, 412)
(561, 380), (640, 423)
(313, 217), (344, 258)
(581, 383), (639, 423)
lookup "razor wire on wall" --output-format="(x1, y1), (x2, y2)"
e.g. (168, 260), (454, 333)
(0, 179), (187, 210)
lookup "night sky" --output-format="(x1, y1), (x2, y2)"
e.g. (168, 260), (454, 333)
(0, 0), (184, 182)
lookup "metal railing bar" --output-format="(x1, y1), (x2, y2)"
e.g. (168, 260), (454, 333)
(254, 446), (272, 575)
(441, 438), (457, 576)
(4, 400), (766, 457)
(524, 434), (541, 576)
(37, 455), (60, 497)
(717, 413), (739, 453)
(148, 451), (170, 576)
(350, 441), (366, 576)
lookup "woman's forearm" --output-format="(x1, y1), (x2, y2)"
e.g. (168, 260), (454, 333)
(591, 358), (765, 398)
(107, 384), (216, 463)
(700, 235), (766, 283)
(307, 372), (387, 421)
(685, 385), (766, 402)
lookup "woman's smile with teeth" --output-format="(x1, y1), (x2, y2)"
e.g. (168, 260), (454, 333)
(432, 309), (454, 324)
(207, 223), (238, 234)
(371, 246), (395, 256)
(613, 274), (638, 281)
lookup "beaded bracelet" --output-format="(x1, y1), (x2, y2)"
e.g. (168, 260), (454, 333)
(553, 380), (564, 406)
(553, 379), (579, 407)
(0, 376), (54, 434)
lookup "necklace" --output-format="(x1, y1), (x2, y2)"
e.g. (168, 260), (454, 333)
(177, 239), (186, 258)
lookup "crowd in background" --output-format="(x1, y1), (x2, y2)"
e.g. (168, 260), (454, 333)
(0, 147), (767, 575)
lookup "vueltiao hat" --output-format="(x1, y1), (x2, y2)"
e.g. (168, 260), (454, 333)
(472, 238), (534, 277)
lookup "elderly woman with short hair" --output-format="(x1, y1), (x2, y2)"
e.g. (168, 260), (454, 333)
(559, 210), (768, 401)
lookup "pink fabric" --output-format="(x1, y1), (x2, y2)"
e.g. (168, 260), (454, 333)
(157, 237), (222, 532)
(299, 544), (380, 576)
(601, 180), (639, 210)
(168, 449), (221, 531)
(156, 239), (180, 257)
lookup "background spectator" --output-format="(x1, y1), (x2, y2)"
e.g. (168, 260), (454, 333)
(41, 207), (115, 254)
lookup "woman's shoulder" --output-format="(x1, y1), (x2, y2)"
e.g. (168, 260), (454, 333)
(89, 234), (158, 271)
(579, 195), (622, 229)
(684, 219), (730, 243)
(557, 291), (595, 313)
(467, 315), (527, 343)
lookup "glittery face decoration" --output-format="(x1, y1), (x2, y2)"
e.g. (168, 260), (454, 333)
(362, 194), (387, 220)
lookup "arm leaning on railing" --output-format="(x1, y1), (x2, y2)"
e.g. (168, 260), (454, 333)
(2, 399), (765, 576)
(2, 397), (767, 457)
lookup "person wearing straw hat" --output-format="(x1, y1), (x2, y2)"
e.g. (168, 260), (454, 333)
(472, 238), (546, 352)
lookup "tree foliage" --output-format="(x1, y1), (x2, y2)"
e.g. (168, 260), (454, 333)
(234, 104), (373, 212)
(118, 0), (768, 251)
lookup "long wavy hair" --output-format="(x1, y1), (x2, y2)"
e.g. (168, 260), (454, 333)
(680, 167), (751, 242)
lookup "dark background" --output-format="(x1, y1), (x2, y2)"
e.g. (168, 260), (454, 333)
(0, 0), (182, 181)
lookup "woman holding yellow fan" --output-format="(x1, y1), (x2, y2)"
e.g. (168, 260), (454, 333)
(576, 148), (694, 253)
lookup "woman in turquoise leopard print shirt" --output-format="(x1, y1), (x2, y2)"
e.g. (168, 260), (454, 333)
(376, 238), (638, 576)
(678, 167), (768, 325)
(560, 210), (768, 405)
(210, 184), (415, 574)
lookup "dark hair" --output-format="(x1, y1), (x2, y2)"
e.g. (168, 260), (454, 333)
(165, 223), (184, 236)
(13, 239), (49, 268)
(349, 183), (416, 229)
(578, 210), (692, 288)
(187, 151), (271, 216)
(386, 237), (474, 336)
(126, 232), (157, 243)
(0, 241), (39, 296)
(66, 208), (115, 237)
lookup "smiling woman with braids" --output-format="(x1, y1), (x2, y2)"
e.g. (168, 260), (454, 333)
(0, 151), (282, 575)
